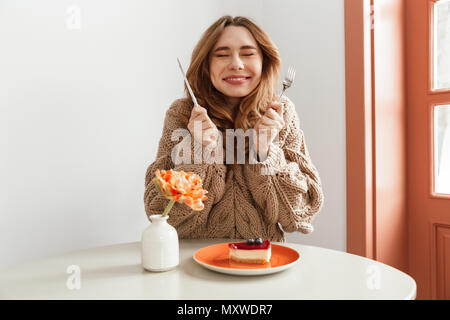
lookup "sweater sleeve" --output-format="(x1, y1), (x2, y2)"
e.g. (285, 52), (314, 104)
(143, 99), (227, 237)
(243, 97), (324, 234)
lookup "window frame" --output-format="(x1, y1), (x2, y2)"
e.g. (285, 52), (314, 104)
(428, 0), (450, 199)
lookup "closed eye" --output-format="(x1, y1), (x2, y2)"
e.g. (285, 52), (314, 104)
(216, 53), (255, 57)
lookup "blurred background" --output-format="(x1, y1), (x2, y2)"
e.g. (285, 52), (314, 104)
(0, 0), (346, 270)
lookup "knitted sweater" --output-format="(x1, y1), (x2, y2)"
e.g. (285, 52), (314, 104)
(144, 96), (324, 242)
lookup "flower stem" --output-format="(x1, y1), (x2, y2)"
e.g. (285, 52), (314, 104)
(161, 200), (176, 217)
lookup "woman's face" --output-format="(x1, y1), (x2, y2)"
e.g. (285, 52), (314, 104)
(209, 26), (263, 106)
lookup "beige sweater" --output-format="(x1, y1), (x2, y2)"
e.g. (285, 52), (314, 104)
(144, 96), (324, 242)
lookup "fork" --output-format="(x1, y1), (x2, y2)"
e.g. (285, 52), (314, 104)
(277, 66), (296, 102)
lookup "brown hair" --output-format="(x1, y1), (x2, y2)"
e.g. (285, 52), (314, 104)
(183, 15), (281, 135)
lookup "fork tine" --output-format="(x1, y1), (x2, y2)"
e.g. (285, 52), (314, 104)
(286, 67), (291, 82)
(288, 66), (295, 81)
(278, 65), (296, 102)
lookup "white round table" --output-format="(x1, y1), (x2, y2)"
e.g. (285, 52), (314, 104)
(0, 239), (416, 300)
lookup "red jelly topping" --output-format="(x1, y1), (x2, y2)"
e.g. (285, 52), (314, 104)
(228, 240), (271, 250)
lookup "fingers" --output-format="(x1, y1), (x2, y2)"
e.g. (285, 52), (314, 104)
(188, 105), (219, 148)
(189, 108), (216, 134)
(189, 105), (206, 125)
(190, 105), (215, 126)
(190, 115), (214, 130)
(190, 105), (207, 118)
(259, 114), (284, 131)
(266, 102), (284, 117)
(190, 105), (212, 124)
(189, 106), (205, 124)
(260, 116), (273, 127)
(203, 127), (218, 148)
(265, 108), (285, 125)
(261, 102), (285, 129)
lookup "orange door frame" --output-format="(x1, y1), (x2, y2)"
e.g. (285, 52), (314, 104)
(345, 0), (408, 273)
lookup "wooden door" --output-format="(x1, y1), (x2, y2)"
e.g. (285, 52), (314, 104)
(406, 0), (450, 300)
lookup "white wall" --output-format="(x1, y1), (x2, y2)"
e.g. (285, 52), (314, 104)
(261, 1), (347, 250)
(0, 0), (346, 271)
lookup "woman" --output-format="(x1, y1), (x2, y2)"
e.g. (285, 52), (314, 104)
(144, 15), (324, 242)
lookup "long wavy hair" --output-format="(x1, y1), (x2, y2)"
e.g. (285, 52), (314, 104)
(183, 15), (281, 138)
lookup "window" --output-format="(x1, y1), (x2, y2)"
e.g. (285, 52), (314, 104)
(434, 105), (450, 194)
(433, 0), (450, 90)
(432, 0), (450, 195)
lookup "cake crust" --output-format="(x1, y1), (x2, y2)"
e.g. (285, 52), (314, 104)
(229, 256), (269, 264)
(228, 239), (271, 264)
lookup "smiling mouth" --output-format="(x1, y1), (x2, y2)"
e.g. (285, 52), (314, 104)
(223, 77), (251, 81)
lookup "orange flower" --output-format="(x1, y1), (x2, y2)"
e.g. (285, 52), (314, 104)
(152, 169), (208, 215)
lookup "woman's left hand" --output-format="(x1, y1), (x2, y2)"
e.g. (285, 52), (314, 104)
(253, 101), (285, 158)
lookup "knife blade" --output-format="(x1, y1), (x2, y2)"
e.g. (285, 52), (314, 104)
(177, 57), (198, 107)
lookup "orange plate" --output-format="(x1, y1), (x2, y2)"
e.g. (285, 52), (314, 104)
(193, 242), (300, 274)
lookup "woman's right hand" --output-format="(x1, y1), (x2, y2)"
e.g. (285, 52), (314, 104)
(187, 105), (219, 149)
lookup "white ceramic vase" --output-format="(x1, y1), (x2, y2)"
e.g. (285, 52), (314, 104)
(141, 214), (179, 272)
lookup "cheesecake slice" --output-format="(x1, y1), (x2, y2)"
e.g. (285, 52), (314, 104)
(228, 239), (271, 264)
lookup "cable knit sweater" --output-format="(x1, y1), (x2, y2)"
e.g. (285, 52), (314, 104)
(144, 96), (324, 242)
